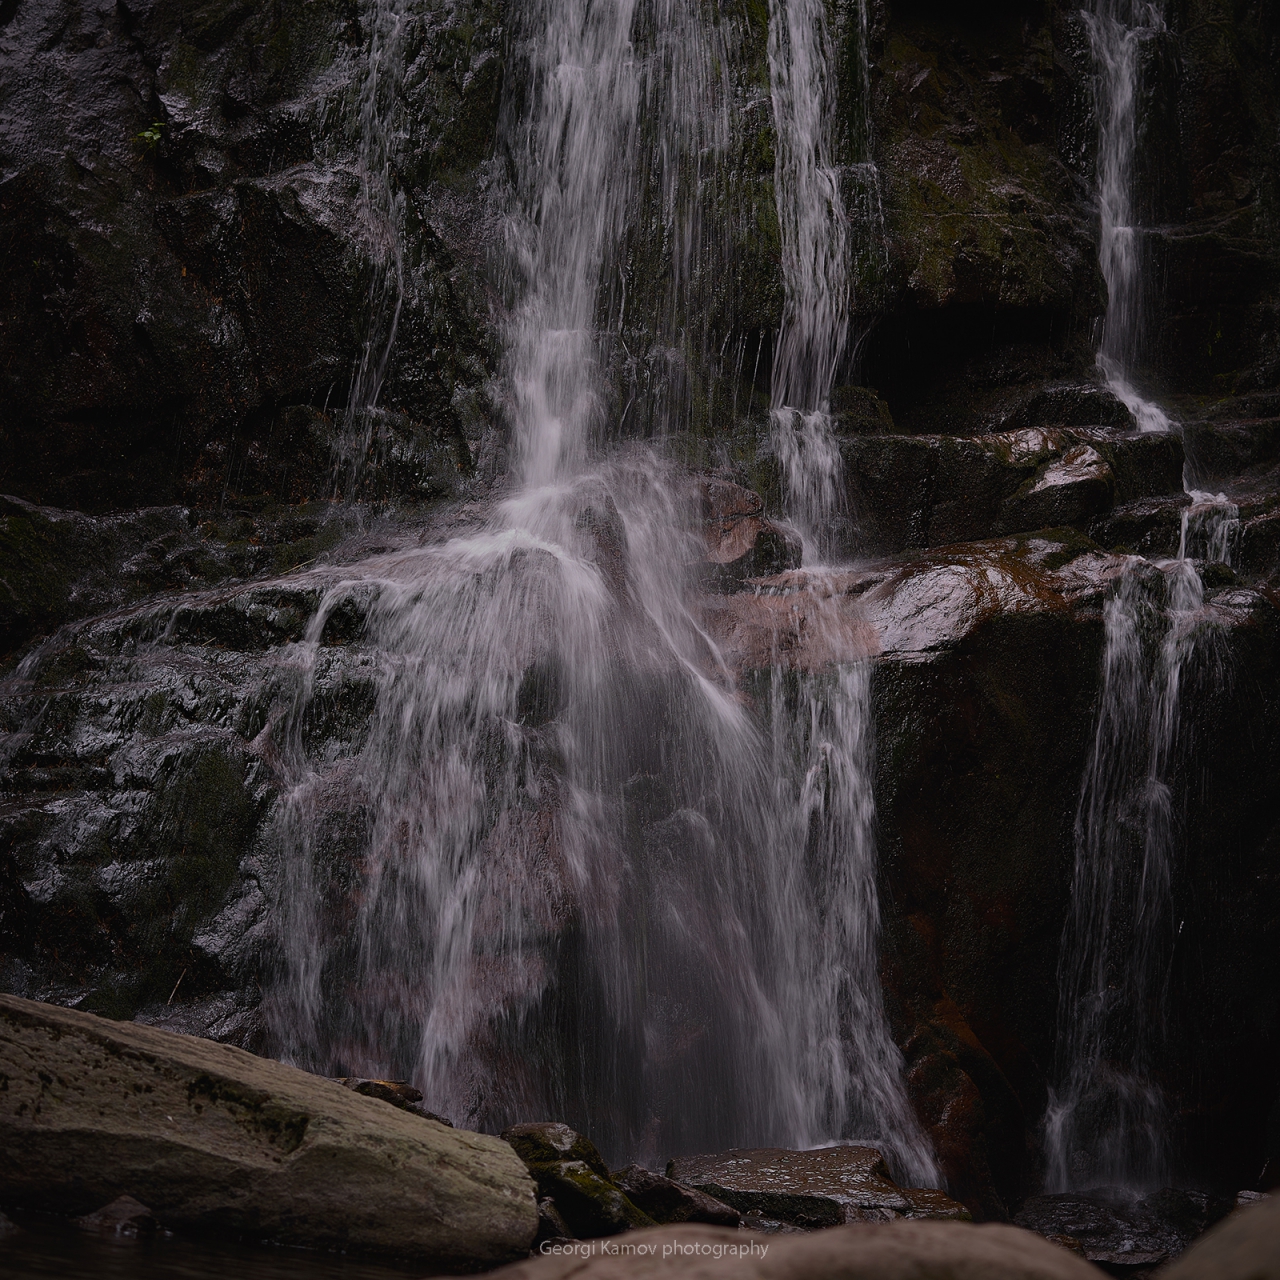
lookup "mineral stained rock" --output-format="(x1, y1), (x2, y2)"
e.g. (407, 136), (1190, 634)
(0, 994), (537, 1265)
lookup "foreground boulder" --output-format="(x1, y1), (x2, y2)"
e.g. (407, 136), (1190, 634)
(490, 1222), (1101, 1279)
(667, 1147), (969, 1229)
(1160, 1194), (1280, 1280)
(0, 995), (537, 1265)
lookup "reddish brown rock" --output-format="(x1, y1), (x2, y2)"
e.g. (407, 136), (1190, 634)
(698, 478), (801, 588)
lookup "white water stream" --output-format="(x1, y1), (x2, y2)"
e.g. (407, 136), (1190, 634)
(1085, 0), (1173, 432)
(1046, 0), (1240, 1192)
(270, 0), (934, 1181)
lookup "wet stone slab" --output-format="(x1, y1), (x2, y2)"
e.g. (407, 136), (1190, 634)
(666, 1146), (969, 1229)
(1014, 1189), (1233, 1269)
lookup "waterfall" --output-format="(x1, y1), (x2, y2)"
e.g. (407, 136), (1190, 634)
(270, 0), (934, 1182)
(1045, 0), (1243, 1192)
(763, 0), (935, 1181)
(1045, 497), (1237, 1192)
(1084, 0), (1173, 433)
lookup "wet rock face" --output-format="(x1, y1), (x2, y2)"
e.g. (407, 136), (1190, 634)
(0, 494), (367, 657)
(841, 427), (1183, 558)
(863, 5), (1106, 433)
(0, 0), (497, 511)
(1050, 0), (1280, 396)
(1014, 1190), (1233, 1270)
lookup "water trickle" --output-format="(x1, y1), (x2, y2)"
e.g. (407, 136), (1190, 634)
(1085, 0), (1172, 432)
(1046, 492), (1239, 1192)
(271, 0), (933, 1181)
(334, 0), (409, 495)
(1045, 2), (1248, 1190)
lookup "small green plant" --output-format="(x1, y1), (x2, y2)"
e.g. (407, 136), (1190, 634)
(136, 121), (166, 150)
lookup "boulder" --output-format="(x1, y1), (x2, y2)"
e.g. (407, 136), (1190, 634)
(1159, 1193), (1280, 1280)
(488, 1221), (1102, 1279)
(830, 386), (897, 436)
(1183, 418), (1280, 483)
(1089, 493), (1191, 557)
(611, 1166), (740, 1227)
(665, 1147), (969, 1230)
(503, 1123), (656, 1239)
(698, 478), (802, 588)
(0, 994), (537, 1265)
(335, 1077), (454, 1125)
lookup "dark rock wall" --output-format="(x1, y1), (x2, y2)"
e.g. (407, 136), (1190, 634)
(0, 0), (498, 511)
(862, 0), (1106, 433)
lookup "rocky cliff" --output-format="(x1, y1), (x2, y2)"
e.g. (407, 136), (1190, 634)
(2, 0), (1279, 1226)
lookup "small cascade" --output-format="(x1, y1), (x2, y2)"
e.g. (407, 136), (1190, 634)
(333, 0), (408, 495)
(765, 0), (851, 555)
(1045, 0), (1252, 1192)
(269, 0), (935, 1181)
(1046, 493), (1239, 1191)
(1084, 0), (1172, 432)
(763, 0), (935, 1182)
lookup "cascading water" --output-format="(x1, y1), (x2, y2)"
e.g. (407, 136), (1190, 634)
(766, 0), (851, 553)
(1084, 0), (1173, 433)
(762, 0), (934, 1180)
(1045, 495), (1237, 1192)
(270, 0), (933, 1181)
(1046, 2), (1242, 1189)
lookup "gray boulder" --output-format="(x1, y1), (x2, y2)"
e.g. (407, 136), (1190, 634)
(0, 994), (537, 1265)
(489, 1221), (1102, 1279)
(1159, 1193), (1280, 1280)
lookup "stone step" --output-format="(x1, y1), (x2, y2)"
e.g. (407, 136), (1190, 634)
(841, 428), (1184, 557)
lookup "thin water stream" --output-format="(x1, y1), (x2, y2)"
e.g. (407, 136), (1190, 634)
(1046, 0), (1240, 1193)
(334, 0), (408, 496)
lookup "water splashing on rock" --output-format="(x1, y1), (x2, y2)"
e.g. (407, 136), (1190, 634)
(1046, 493), (1239, 1191)
(270, 0), (935, 1182)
